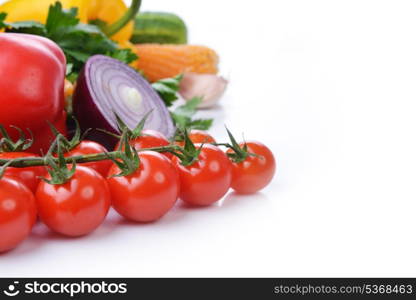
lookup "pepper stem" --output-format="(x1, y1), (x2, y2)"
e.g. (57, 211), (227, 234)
(104, 0), (142, 38)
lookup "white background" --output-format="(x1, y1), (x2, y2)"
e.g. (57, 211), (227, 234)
(2, 0), (416, 277)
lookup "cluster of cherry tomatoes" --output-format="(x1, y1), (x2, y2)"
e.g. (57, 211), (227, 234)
(0, 129), (276, 253)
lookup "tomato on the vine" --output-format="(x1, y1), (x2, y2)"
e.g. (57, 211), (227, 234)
(175, 130), (216, 147)
(36, 166), (111, 237)
(227, 141), (276, 194)
(0, 152), (45, 193)
(115, 129), (172, 159)
(107, 151), (179, 222)
(172, 144), (232, 206)
(0, 176), (36, 252)
(63, 141), (111, 177)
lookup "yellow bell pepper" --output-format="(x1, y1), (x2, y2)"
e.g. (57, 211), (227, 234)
(0, 0), (140, 44)
(83, 0), (133, 43)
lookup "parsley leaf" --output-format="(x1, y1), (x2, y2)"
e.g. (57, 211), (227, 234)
(186, 119), (213, 130)
(173, 97), (201, 118)
(2, 21), (47, 35)
(45, 3), (78, 37)
(0, 2), (137, 79)
(152, 74), (183, 107)
(152, 77), (212, 130)
(108, 49), (139, 65)
(171, 97), (213, 130)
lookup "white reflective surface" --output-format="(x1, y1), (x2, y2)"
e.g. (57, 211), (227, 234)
(2, 0), (416, 277)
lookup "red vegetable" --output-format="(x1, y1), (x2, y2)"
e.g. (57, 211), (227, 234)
(115, 129), (172, 159)
(227, 141), (276, 194)
(36, 166), (111, 237)
(0, 33), (66, 153)
(107, 151), (179, 222)
(0, 176), (36, 252)
(175, 130), (216, 147)
(73, 55), (175, 150)
(63, 141), (111, 177)
(0, 152), (45, 193)
(29, 110), (68, 155)
(172, 144), (232, 206)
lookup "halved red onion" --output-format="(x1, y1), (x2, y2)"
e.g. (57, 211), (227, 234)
(73, 55), (175, 149)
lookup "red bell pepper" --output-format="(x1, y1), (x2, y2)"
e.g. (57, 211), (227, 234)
(0, 33), (66, 153)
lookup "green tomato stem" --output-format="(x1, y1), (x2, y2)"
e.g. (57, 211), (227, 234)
(0, 145), (179, 168)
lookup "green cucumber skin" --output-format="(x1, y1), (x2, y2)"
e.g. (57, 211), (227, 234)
(131, 12), (188, 44)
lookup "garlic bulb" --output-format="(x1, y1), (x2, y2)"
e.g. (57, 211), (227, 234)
(179, 73), (228, 108)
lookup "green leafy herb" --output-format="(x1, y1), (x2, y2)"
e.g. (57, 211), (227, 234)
(186, 119), (213, 130)
(108, 49), (138, 65)
(152, 76), (213, 130)
(171, 97), (213, 131)
(0, 2), (137, 79)
(152, 74), (183, 107)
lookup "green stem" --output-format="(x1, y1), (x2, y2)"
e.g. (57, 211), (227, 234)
(0, 145), (179, 168)
(104, 0), (142, 37)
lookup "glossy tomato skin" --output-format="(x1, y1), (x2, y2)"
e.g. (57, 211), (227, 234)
(172, 144), (232, 206)
(36, 166), (111, 237)
(0, 34), (65, 133)
(115, 130), (172, 159)
(0, 152), (45, 193)
(227, 141), (276, 194)
(175, 130), (216, 147)
(0, 177), (36, 252)
(64, 141), (111, 177)
(107, 151), (179, 222)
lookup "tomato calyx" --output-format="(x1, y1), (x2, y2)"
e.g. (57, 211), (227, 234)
(49, 117), (90, 152)
(98, 111), (154, 142)
(40, 134), (76, 185)
(217, 128), (258, 164)
(174, 129), (203, 166)
(174, 130), (188, 143)
(0, 125), (33, 152)
(119, 111), (153, 140)
(105, 130), (140, 177)
(174, 129), (214, 144)
(99, 112), (153, 141)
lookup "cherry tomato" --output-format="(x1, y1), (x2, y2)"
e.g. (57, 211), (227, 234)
(0, 176), (36, 252)
(227, 141), (276, 194)
(115, 129), (172, 159)
(107, 151), (179, 222)
(0, 152), (45, 193)
(176, 130), (216, 147)
(172, 144), (232, 206)
(36, 166), (111, 237)
(63, 141), (111, 177)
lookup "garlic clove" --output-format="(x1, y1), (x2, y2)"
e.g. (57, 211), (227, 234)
(179, 72), (228, 109)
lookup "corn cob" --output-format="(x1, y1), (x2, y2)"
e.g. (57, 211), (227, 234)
(135, 44), (219, 82)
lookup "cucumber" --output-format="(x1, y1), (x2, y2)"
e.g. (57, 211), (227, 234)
(131, 12), (188, 44)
